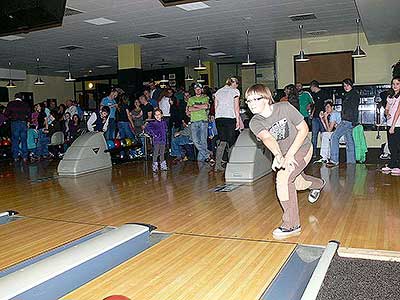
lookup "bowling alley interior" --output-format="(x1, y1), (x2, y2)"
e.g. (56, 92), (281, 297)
(0, 1), (400, 299)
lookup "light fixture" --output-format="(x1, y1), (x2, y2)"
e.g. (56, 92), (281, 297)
(352, 18), (366, 58)
(160, 75), (169, 83)
(34, 57), (45, 86)
(242, 30), (256, 66)
(185, 55), (193, 81)
(194, 36), (207, 71)
(295, 25), (310, 62)
(6, 61), (16, 88)
(65, 53), (76, 82)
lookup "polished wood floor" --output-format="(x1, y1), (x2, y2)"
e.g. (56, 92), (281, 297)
(1, 160), (398, 250)
(62, 234), (295, 300)
(0, 159), (399, 298)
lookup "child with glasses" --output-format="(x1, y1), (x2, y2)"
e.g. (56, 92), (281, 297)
(246, 84), (325, 240)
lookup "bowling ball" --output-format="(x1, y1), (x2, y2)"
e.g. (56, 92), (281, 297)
(114, 139), (122, 148)
(103, 296), (131, 300)
(125, 138), (132, 147)
(107, 140), (115, 150)
(120, 139), (127, 148)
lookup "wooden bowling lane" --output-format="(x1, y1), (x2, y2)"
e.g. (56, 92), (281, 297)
(62, 234), (295, 300)
(0, 217), (103, 270)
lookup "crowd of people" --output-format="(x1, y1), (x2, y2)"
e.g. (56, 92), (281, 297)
(1, 95), (85, 162)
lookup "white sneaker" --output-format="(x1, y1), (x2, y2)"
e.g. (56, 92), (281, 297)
(308, 179), (326, 203)
(381, 166), (392, 173)
(272, 226), (301, 240)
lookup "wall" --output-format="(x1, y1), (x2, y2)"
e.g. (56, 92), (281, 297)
(277, 33), (400, 88)
(0, 74), (74, 106)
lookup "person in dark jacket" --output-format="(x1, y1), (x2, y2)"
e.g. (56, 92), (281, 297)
(326, 78), (360, 167)
(5, 93), (31, 162)
(87, 106), (110, 134)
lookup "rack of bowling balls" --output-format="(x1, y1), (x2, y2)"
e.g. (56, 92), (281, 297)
(0, 138), (12, 159)
(105, 138), (145, 160)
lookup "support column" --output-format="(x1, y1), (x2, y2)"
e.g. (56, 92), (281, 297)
(117, 43), (143, 97)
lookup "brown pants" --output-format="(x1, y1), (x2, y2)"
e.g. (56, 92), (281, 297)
(276, 145), (324, 229)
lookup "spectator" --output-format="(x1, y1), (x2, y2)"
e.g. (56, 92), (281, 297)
(87, 106), (110, 134)
(131, 99), (144, 134)
(317, 101), (341, 163)
(326, 78), (360, 167)
(310, 80), (331, 159)
(5, 93), (31, 162)
(186, 83), (210, 162)
(139, 95), (153, 121)
(296, 82), (314, 126)
(171, 117), (193, 161)
(100, 88), (119, 140)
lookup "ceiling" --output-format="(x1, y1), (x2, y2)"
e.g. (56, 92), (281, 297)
(0, 0), (378, 78)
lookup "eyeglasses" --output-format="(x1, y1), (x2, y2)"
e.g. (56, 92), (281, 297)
(245, 96), (264, 104)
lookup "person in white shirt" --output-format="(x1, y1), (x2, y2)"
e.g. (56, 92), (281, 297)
(87, 106), (110, 134)
(214, 77), (241, 171)
(65, 99), (78, 118)
(317, 101), (342, 163)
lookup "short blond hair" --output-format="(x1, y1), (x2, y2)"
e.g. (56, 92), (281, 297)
(226, 77), (239, 86)
(245, 84), (273, 105)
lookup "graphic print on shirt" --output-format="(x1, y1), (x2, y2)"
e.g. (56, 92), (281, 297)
(269, 118), (289, 141)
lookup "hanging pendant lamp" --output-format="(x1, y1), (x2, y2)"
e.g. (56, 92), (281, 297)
(6, 61), (16, 88)
(65, 53), (76, 82)
(352, 18), (366, 58)
(185, 56), (193, 81)
(194, 36), (206, 71)
(295, 25), (309, 62)
(242, 30), (256, 66)
(34, 57), (45, 86)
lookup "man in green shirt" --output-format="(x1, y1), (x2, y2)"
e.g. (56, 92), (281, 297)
(186, 83), (210, 161)
(296, 82), (314, 126)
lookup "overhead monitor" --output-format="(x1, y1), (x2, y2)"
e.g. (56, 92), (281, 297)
(0, 0), (67, 36)
(294, 51), (354, 85)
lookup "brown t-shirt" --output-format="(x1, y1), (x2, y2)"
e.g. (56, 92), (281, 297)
(249, 102), (311, 155)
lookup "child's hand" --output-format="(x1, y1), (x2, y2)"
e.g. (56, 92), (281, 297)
(174, 132), (180, 137)
(272, 154), (284, 171)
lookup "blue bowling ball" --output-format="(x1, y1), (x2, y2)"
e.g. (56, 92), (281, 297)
(107, 140), (115, 150)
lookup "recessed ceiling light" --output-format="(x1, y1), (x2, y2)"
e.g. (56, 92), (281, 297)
(103, 36), (109, 39)
(208, 52), (227, 57)
(0, 35), (25, 41)
(54, 70), (69, 73)
(176, 2), (210, 11)
(139, 32), (167, 39)
(96, 65), (112, 68)
(84, 18), (116, 26)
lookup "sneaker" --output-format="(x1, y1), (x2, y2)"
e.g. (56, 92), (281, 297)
(380, 153), (391, 160)
(313, 158), (327, 164)
(381, 166), (392, 172)
(308, 179), (326, 203)
(272, 226), (301, 240)
(391, 168), (400, 176)
(152, 162), (159, 173)
(325, 161), (339, 168)
(160, 160), (168, 171)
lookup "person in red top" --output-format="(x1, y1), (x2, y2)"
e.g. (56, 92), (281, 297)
(5, 93), (31, 162)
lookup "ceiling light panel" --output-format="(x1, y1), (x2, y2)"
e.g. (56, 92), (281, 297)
(208, 52), (227, 57)
(84, 18), (116, 26)
(0, 35), (25, 41)
(139, 33), (167, 39)
(289, 13), (317, 22)
(176, 2), (210, 11)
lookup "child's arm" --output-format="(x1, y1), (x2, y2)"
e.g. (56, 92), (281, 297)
(256, 130), (284, 171)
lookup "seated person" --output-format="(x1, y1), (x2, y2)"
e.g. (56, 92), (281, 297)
(87, 106), (110, 134)
(170, 116), (193, 161)
(316, 101), (341, 163)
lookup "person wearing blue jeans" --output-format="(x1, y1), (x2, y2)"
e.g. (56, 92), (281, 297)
(5, 93), (31, 162)
(11, 121), (28, 160)
(101, 88), (119, 140)
(326, 78), (360, 167)
(116, 95), (136, 158)
(310, 80), (330, 158)
(171, 122), (192, 160)
(329, 120), (355, 165)
(191, 121), (208, 161)
(187, 83), (210, 162)
(35, 129), (50, 157)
